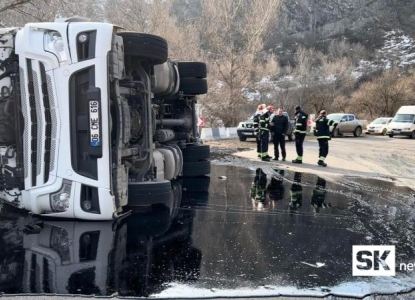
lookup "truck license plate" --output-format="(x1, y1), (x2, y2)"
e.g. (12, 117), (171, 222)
(89, 101), (100, 147)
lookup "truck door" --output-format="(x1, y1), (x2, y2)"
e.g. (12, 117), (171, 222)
(339, 115), (348, 132)
(347, 115), (356, 132)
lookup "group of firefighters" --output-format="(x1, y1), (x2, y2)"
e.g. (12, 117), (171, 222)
(253, 104), (338, 167)
(250, 168), (329, 212)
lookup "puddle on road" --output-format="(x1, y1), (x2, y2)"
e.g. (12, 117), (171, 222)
(0, 165), (414, 298)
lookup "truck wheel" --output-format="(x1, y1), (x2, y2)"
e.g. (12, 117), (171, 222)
(332, 128), (340, 138)
(389, 134), (394, 138)
(182, 160), (211, 177)
(411, 131), (415, 139)
(178, 62), (207, 78)
(182, 191), (210, 207)
(182, 144), (210, 162)
(239, 135), (247, 142)
(118, 32), (168, 65)
(128, 180), (172, 207)
(354, 127), (362, 137)
(179, 78), (208, 95)
(181, 176), (211, 193)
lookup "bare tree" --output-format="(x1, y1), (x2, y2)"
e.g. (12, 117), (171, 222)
(106, 0), (201, 61)
(0, 0), (105, 26)
(351, 68), (415, 119)
(198, 0), (281, 127)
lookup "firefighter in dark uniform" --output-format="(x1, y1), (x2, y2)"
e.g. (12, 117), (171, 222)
(292, 105), (308, 164)
(254, 106), (273, 161)
(289, 172), (303, 210)
(267, 169), (285, 203)
(253, 104), (266, 159)
(313, 110), (338, 167)
(311, 177), (330, 213)
(251, 168), (268, 210)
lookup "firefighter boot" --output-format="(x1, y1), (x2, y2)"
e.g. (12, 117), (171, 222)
(292, 157), (303, 164)
(318, 158), (327, 167)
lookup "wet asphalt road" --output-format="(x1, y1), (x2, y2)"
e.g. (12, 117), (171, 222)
(0, 164), (415, 298)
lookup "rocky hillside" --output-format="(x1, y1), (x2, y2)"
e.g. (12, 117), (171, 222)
(271, 0), (415, 48)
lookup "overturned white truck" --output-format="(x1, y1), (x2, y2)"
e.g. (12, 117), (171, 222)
(0, 18), (210, 220)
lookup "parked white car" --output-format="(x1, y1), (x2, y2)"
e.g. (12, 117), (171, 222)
(388, 106), (415, 139)
(366, 118), (393, 135)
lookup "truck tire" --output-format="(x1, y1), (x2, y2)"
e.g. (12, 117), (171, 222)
(128, 180), (172, 207)
(178, 62), (207, 78)
(182, 160), (211, 177)
(239, 135), (247, 142)
(118, 32), (168, 65)
(182, 191), (210, 207)
(182, 144), (210, 162)
(179, 78), (208, 95)
(354, 127), (362, 137)
(332, 128), (340, 138)
(181, 176), (210, 193)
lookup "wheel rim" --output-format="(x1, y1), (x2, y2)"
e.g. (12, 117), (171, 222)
(357, 128), (361, 136)
(412, 131), (415, 139)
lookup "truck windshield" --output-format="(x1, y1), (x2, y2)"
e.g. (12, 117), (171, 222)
(393, 114), (415, 123)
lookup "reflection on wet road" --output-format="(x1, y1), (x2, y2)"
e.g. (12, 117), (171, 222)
(0, 165), (414, 298)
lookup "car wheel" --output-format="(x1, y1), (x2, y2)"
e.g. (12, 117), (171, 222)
(182, 144), (210, 162)
(382, 128), (387, 136)
(118, 32), (168, 65)
(332, 128), (340, 138)
(182, 160), (211, 177)
(128, 180), (172, 207)
(179, 78), (208, 95)
(411, 131), (415, 139)
(178, 62), (207, 78)
(389, 134), (394, 138)
(354, 127), (362, 137)
(239, 135), (247, 142)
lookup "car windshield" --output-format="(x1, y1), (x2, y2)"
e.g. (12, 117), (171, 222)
(371, 118), (388, 125)
(393, 114), (415, 123)
(327, 114), (343, 122)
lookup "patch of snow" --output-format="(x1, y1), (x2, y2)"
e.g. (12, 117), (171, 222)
(152, 275), (415, 298)
(242, 88), (261, 101)
(358, 30), (415, 73)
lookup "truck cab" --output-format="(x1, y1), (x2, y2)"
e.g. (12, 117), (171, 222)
(326, 113), (367, 137)
(0, 19), (210, 220)
(388, 106), (415, 139)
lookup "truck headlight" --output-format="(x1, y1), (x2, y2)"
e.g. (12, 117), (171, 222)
(50, 180), (72, 212)
(44, 31), (67, 62)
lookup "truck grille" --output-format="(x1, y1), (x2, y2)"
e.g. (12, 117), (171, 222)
(21, 60), (57, 188)
(19, 67), (29, 179)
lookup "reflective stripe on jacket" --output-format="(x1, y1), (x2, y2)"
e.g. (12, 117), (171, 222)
(294, 111), (308, 134)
